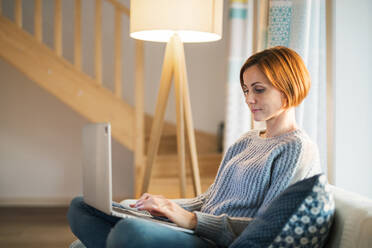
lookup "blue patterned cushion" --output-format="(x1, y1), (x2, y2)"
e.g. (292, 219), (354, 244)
(230, 174), (335, 248)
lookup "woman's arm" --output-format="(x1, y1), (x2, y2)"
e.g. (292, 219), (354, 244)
(193, 140), (315, 247)
(130, 135), (253, 245)
(172, 136), (249, 212)
(132, 194), (253, 247)
(171, 183), (214, 211)
(193, 211), (253, 246)
(168, 139), (242, 212)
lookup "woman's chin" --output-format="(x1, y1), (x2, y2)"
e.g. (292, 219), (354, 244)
(253, 115), (265, 122)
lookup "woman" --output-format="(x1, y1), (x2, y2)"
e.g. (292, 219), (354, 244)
(68, 46), (321, 248)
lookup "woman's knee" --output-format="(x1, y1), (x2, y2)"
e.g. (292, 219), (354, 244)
(70, 196), (85, 208)
(67, 196), (85, 233)
(68, 196), (84, 217)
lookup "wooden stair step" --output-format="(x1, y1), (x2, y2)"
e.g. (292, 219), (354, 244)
(144, 115), (219, 154)
(151, 153), (222, 178)
(148, 177), (215, 198)
(147, 134), (219, 155)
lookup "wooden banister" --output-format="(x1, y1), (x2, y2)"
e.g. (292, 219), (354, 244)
(54, 0), (62, 56)
(95, 0), (102, 85)
(34, 0), (42, 42)
(114, 7), (122, 98)
(15, 0), (22, 27)
(2, 0), (147, 179)
(74, 0), (82, 70)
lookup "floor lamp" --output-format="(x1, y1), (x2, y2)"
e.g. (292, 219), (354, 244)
(130, 0), (223, 197)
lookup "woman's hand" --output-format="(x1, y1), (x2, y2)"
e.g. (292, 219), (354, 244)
(129, 193), (197, 230)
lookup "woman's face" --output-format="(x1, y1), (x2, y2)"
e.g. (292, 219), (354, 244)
(242, 65), (286, 122)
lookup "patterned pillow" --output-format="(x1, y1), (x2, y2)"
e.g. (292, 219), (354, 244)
(230, 174), (335, 248)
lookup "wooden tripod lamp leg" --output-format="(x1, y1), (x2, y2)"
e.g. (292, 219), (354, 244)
(173, 35), (187, 198)
(178, 38), (202, 196)
(134, 40), (145, 198)
(183, 80), (202, 195)
(141, 38), (175, 195)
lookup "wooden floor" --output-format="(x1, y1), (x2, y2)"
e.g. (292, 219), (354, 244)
(0, 207), (75, 248)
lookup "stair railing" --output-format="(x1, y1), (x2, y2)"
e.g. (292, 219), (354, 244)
(0, 0), (145, 195)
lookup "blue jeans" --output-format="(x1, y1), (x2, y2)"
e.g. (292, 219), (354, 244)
(67, 197), (215, 248)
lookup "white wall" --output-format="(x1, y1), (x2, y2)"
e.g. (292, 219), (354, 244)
(333, 0), (372, 198)
(0, 0), (229, 205)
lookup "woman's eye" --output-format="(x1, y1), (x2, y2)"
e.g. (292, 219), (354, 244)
(254, 88), (265, 93)
(243, 90), (249, 95)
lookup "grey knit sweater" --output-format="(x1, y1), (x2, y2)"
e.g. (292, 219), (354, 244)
(174, 129), (321, 247)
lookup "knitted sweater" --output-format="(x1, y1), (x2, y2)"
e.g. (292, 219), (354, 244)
(174, 129), (321, 247)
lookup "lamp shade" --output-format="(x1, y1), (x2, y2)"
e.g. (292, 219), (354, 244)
(130, 0), (223, 43)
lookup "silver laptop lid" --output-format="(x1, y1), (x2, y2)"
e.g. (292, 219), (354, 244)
(82, 123), (112, 215)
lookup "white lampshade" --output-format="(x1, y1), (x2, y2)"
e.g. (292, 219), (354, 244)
(130, 0), (223, 43)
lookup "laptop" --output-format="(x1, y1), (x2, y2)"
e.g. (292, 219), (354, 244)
(82, 122), (194, 234)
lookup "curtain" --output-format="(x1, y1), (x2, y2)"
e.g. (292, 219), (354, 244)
(224, 0), (253, 151)
(224, 0), (327, 173)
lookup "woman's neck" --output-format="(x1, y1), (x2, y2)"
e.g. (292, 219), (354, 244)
(264, 108), (298, 138)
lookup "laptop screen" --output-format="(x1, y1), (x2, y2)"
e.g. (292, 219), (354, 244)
(82, 123), (113, 215)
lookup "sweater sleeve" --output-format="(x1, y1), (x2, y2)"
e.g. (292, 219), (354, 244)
(185, 140), (257, 246)
(172, 136), (249, 212)
(172, 184), (214, 212)
(175, 135), (255, 246)
(193, 212), (253, 247)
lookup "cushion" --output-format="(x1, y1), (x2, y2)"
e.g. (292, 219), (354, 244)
(230, 174), (335, 248)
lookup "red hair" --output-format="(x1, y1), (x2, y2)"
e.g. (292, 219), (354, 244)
(240, 46), (311, 108)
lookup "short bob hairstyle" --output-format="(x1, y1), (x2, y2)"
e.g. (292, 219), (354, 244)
(240, 46), (310, 108)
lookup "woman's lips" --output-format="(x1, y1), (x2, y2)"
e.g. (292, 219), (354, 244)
(251, 109), (261, 113)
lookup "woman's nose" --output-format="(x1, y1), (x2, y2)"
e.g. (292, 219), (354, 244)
(246, 92), (256, 104)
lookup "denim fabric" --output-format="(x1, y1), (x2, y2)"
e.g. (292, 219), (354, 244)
(67, 197), (214, 248)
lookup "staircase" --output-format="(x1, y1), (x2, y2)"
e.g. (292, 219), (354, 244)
(0, 0), (221, 198)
